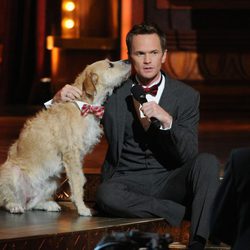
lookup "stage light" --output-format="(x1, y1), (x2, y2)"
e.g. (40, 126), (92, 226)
(63, 18), (75, 29)
(63, 1), (75, 12)
(61, 0), (79, 37)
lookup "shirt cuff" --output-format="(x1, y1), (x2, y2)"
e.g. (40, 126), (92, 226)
(160, 118), (172, 130)
(44, 99), (53, 109)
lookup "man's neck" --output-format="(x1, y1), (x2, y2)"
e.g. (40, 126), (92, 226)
(136, 72), (162, 87)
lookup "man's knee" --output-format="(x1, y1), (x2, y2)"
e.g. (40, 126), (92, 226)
(195, 153), (220, 179)
(96, 182), (114, 207)
(96, 181), (125, 211)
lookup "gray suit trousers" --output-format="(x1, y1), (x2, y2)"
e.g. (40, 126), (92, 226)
(96, 153), (220, 240)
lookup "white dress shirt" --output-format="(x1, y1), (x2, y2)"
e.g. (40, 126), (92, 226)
(135, 73), (172, 130)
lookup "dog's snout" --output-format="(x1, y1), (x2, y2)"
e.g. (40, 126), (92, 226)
(123, 59), (131, 65)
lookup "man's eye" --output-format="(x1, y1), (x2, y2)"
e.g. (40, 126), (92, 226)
(109, 62), (114, 68)
(135, 52), (144, 57)
(152, 51), (159, 55)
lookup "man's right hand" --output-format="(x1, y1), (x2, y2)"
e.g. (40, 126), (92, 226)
(53, 84), (82, 103)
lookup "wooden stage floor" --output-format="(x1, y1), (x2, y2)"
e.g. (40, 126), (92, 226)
(0, 202), (164, 241)
(0, 202), (230, 250)
(0, 202), (178, 249)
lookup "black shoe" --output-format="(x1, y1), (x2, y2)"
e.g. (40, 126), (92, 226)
(188, 236), (206, 250)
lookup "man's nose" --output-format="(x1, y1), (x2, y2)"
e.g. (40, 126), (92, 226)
(143, 53), (151, 63)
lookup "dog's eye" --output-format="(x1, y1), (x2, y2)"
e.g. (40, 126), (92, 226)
(109, 62), (114, 68)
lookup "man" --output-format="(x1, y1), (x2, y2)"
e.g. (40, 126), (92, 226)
(54, 23), (220, 250)
(210, 147), (250, 250)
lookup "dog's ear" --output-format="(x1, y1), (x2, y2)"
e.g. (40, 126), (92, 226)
(83, 71), (98, 98)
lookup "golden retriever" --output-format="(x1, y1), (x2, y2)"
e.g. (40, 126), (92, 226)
(0, 59), (131, 215)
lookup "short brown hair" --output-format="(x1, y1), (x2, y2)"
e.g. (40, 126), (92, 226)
(126, 22), (167, 55)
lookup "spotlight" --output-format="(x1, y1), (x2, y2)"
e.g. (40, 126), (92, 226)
(63, 18), (75, 29)
(61, 0), (79, 37)
(63, 1), (75, 11)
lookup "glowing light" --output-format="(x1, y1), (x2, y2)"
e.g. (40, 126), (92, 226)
(46, 36), (54, 50)
(61, 0), (79, 37)
(63, 19), (75, 29)
(63, 1), (75, 11)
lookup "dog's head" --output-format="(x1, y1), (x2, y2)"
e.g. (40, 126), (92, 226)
(73, 59), (131, 104)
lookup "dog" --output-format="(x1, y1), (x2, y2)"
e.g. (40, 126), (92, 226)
(0, 59), (131, 215)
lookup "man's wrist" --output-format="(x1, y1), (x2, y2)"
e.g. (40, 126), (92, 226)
(161, 115), (173, 130)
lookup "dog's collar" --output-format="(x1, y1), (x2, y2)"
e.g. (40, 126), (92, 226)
(74, 101), (104, 119)
(74, 101), (98, 110)
(45, 100), (104, 118)
(75, 101), (87, 110)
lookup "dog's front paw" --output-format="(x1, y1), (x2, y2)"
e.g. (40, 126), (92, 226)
(6, 203), (25, 214)
(78, 207), (92, 216)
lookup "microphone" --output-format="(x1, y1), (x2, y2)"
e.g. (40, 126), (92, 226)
(131, 84), (161, 129)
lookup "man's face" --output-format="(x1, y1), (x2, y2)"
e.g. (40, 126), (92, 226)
(129, 33), (167, 85)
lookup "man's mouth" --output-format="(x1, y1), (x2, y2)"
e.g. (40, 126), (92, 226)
(143, 67), (154, 72)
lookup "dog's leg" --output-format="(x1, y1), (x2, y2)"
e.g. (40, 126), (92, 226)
(0, 166), (26, 213)
(2, 185), (25, 214)
(32, 201), (61, 212)
(63, 151), (92, 216)
(27, 180), (61, 212)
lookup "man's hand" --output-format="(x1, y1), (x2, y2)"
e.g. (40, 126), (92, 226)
(53, 84), (82, 103)
(141, 101), (173, 129)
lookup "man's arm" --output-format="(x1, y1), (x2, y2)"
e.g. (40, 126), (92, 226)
(146, 90), (200, 166)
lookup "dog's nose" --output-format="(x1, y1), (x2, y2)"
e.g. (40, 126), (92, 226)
(123, 59), (131, 65)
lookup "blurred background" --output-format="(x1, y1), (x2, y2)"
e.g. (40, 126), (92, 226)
(0, 0), (250, 167)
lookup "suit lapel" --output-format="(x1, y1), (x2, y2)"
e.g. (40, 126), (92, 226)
(159, 75), (177, 118)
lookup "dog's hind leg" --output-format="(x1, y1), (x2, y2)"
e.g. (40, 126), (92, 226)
(32, 201), (61, 212)
(0, 166), (25, 213)
(27, 180), (61, 212)
(1, 185), (25, 214)
(63, 150), (92, 216)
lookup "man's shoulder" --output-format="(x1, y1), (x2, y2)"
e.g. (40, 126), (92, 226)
(122, 77), (134, 86)
(105, 78), (132, 104)
(165, 74), (199, 96)
(112, 77), (133, 94)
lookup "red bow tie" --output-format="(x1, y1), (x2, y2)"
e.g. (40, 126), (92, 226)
(81, 104), (104, 119)
(139, 74), (162, 96)
(143, 84), (159, 96)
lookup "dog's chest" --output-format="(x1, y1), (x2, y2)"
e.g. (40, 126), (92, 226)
(79, 116), (102, 150)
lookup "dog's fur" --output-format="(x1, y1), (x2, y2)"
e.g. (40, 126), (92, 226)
(0, 59), (131, 215)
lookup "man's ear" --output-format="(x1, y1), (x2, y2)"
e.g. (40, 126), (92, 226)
(83, 71), (98, 98)
(161, 49), (167, 64)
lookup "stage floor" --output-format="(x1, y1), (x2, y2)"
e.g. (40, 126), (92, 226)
(0, 202), (166, 241)
(0, 202), (182, 250)
(0, 204), (230, 250)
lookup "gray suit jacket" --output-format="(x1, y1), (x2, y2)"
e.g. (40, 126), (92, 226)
(101, 73), (200, 181)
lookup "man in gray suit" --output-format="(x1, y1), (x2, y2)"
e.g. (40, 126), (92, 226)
(55, 23), (220, 250)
